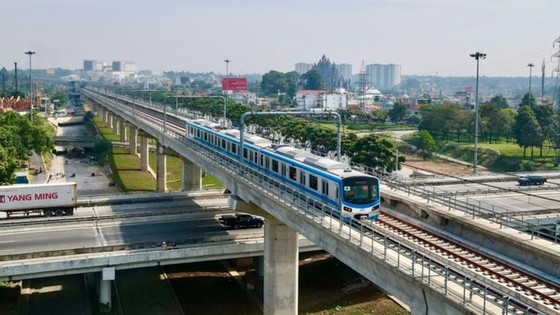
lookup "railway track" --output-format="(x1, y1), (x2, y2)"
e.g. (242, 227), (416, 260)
(374, 210), (560, 314)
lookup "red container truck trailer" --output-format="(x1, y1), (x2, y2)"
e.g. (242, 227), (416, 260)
(0, 182), (77, 217)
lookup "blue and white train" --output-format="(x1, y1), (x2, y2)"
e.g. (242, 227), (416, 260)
(186, 119), (380, 221)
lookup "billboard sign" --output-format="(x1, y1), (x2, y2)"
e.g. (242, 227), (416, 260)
(222, 78), (247, 91)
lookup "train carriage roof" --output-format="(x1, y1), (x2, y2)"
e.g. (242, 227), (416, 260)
(304, 156), (348, 171)
(273, 146), (313, 161)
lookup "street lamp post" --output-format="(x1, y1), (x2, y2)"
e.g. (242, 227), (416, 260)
(470, 51), (486, 175)
(25, 51), (35, 123)
(528, 63), (535, 94)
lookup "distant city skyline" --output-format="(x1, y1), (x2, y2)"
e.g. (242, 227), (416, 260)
(1, 0), (558, 77)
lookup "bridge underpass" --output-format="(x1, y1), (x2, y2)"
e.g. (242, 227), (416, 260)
(59, 88), (555, 314)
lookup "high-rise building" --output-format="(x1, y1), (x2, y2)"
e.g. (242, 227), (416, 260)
(83, 60), (104, 71)
(365, 64), (401, 88)
(336, 64), (352, 81)
(112, 61), (136, 73)
(295, 63), (313, 75)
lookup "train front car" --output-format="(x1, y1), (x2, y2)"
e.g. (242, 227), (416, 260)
(340, 173), (380, 221)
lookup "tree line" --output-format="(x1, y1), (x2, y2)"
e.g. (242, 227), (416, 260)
(0, 112), (54, 184)
(414, 93), (557, 159)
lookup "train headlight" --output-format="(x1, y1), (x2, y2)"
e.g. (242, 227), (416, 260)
(343, 206), (352, 212)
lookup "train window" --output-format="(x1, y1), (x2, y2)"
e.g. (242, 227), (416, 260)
(232, 143), (237, 154)
(335, 187), (339, 200)
(221, 139), (226, 149)
(289, 166), (297, 181)
(309, 175), (318, 190)
(322, 181), (329, 195)
(272, 160), (279, 172)
(197, 129), (201, 137)
(260, 154), (265, 167)
(210, 135), (213, 144)
(265, 157), (270, 169)
(300, 171), (306, 185)
(253, 151), (258, 163)
(203, 133), (208, 141)
(281, 164), (287, 176)
(243, 148), (248, 159)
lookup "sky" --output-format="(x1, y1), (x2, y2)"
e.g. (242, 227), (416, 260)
(1, 0), (559, 77)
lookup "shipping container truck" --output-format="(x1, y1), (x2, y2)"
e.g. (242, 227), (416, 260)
(0, 182), (77, 217)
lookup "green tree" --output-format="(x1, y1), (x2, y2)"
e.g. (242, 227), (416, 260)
(0, 143), (19, 184)
(387, 103), (407, 123)
(285, 71), (301, 98)
(348, 135), (405, 173)
(532, 104), (556, 156)
(513, 106), (541, 158)
(419, 102), (463, 142)
(301, 70), (324, 90)
(51, 90), (68, 109)
(410, 130), (436, 160)
(519, 93), (537, 108)
(261, 71), (288, 96)
(489, 95), (509, 109)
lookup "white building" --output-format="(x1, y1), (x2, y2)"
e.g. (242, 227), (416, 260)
(112, 61), (136, 74)
(365, 64), (401, 88)
(83, 60), (104, 71)
(295, 90), (347, 111)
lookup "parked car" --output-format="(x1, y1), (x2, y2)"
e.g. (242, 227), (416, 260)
(218, 213), (264, 229)
(517, 175), (547, 186)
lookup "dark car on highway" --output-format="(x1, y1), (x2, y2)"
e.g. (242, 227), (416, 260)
(517, 175), (547, 186)
(218, 213), (264, 229)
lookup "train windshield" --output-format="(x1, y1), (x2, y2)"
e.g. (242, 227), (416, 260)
(342, 177), (379, 204)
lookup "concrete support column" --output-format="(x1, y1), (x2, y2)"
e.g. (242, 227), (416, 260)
(105, 112), (111, 128)
(112, 115), (119, 135)
(156, 143), (167, 192)
(128, 125), (138, 155)
(255, 256), (265, 299)
(120, 119), (127, 142)
(182, 158), (202, 191)
(99, 267), (115, 310)
(140, 137), (149, 171)
(264, 217), (299, 315)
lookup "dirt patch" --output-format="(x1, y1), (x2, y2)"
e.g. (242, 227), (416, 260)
(164, 252), (408, 315)
(404, 155), (474, 176)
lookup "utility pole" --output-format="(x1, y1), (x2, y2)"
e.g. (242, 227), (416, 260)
(470, 51), (486, 175)
(14, 62), (18, 92)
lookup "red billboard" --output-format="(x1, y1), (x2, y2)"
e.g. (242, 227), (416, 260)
(222, 78), (247, 91)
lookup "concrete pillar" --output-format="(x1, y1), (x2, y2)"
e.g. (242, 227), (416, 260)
(140, 137), (149, 171)
(263, 217), (299, 315)
(99, 267), (115, 310)
(157, 143), (167, 192)
(120, 119), (127, 142)
(255, 256), (265, 299)
(182, 158), (202, 191)
(128, 125), (138, 155)
(112, 115), (118, 135)
(105, 112), (111, 128)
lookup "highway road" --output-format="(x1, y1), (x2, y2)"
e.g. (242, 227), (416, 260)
(0, 198), (239, 255)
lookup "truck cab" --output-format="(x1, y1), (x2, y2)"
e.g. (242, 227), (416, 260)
(14, 172), (29, 184)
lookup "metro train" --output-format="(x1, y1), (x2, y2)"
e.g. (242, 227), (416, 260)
(186, 119), (380, 221)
